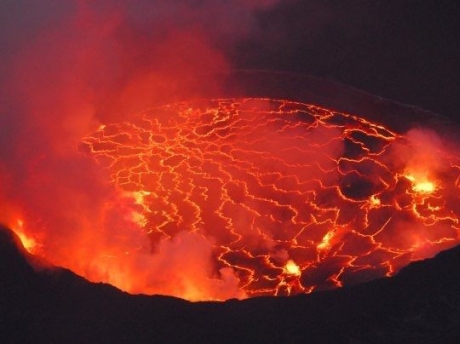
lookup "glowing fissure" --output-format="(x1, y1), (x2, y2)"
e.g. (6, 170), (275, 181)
(12, 219), (38, 253)
(15, 98), (460, 300)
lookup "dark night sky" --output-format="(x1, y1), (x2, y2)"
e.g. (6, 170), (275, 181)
(233, 0), (460, 122)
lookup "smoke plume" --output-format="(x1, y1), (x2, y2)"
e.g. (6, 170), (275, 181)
(0, 0), (282, 300)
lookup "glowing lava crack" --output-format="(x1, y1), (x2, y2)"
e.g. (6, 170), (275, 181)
(76, 98), (460, 299)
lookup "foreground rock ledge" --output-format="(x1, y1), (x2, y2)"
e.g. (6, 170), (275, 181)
(1, 225), (460, 343)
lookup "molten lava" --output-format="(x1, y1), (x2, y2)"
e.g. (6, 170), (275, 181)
(11, 97), (460, 300)
(12, 219), (38, 254)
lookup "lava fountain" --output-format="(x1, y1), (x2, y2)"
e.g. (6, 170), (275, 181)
(8, 73), (460, 301)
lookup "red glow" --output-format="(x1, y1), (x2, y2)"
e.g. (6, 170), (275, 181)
(11, 219), (38, 254)
(4, 97), (460, 300)
(0, 1), (457, 303)
(33, 97), (455, 300)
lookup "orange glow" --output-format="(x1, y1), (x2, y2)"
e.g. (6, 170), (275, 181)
(9, 98), (460, 300)
(413, 181), (436, 194)
(11, 219), (38, 253)
(405, 173), (436, 194)
(317, 231), (335, 251)
(284, 260), (301, 276)
(369, 195), (381, 207)
(130, 211), (148, 227)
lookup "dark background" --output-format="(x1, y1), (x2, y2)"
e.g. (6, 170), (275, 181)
(233, 0), (460, 122)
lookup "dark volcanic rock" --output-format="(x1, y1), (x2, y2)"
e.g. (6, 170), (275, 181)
(1, 224), (460, 343)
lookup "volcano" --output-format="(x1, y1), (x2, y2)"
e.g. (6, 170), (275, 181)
(8, 72), (460, 301)
(2, 73), (460, 342)
(2, 0), (460, 341)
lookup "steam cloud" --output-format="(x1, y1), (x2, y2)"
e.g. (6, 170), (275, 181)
(0, 0), (282, 300)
